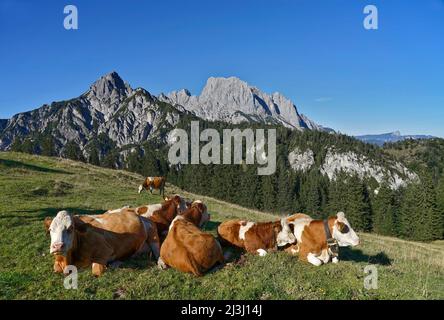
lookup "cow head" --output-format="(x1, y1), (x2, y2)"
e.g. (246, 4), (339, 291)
(138, 185), (144, 194)
(192, 200), (210, 227)
(276, 218), (296, 247)
(170, 195), (187, 214)
(45, 210), (86, 256)
(332, 212), (360, 247)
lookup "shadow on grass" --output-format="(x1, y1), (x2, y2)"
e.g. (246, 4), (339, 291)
(339, 247), (392, 266)
(0, 208), (106, 221)
(0, 159), (72, 175)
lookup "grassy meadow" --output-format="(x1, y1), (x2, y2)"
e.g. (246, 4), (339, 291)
(0, 152), (442, 300)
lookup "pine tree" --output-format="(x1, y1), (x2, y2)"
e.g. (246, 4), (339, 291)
(436, 176), (444, 239)
(326, 172), (348, 215)
(89, 148), (101, 166)
(41, 135), (56, 156)
(372, 183), (395, 236)
(64, 140), (85, 162)
(300, 171), (322, 218)
(399, 172), (442, 241)
(21, 139), (37, 154)
(345, 175), (372, 232)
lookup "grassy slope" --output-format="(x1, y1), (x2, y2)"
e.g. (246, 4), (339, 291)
(0, 152), (443, 300)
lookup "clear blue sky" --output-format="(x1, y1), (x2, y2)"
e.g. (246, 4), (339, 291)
(0, 0), (443, 136)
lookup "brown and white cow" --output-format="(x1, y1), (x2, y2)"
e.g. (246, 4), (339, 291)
(138, 177), (166, 197)
(135, 195), (187, 238)
(285, 212), (360, 266)
(44, 209), (160, 276)
(158, 201), (223, 276)
(217, 218), (296, 256)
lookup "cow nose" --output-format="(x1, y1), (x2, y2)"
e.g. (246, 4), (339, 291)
(51, 242), (64, 251)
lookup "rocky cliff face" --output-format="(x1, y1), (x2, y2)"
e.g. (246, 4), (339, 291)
(287, 146), (418, 189)
(0, 119), (7, 132)
(0, 72), (189, 157)
(160, 76), (324, 130)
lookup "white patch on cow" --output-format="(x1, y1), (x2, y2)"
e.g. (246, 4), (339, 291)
(169, 215), (185, 231)
(239, 221), (255, 240)
(87, 215), (105, 224)
(48, 211), (75, 256)
(106, 206), (129, 214)
(138, 185), (144, 194)
(257, 249), (267, 257)
(148, 177), (154, 182)
(157, 257), (168, 269)
(139, 204), (162, 218)
(290, 217), (313, 243)
(318, 249), (330, 264)
(307, 253), (322, 266)
(332, 212), (360, 247)
(276, 218), (296, 247)
(332, 257), (339, 264)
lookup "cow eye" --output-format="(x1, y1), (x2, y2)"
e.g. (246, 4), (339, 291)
(338, 223), (349, 233)
(67, 226), (73, 233)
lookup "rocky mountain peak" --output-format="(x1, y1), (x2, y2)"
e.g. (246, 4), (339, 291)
(85, 71), (133, 118)
(89, 71), (128, 96)
(160, 76), (325, 131)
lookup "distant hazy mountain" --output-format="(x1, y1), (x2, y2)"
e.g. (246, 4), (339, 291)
(355, 131), (435, 146)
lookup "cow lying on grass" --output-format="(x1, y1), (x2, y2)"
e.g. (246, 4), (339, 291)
(135, 195), (187, 238)
(217, 218), (296, 256)
(44, 209), (160, 276)
(158, 201), (224, 276)
(285, 212), (360, 266)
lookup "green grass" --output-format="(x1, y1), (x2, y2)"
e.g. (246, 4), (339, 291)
(0, 152), (443, 300)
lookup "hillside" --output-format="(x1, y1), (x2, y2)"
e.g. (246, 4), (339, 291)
(0, 152), (443, 300)
(383, 138), (444, 182)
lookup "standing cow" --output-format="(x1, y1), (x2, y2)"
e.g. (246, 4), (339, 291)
(44, 209), (160, 276)
(138, 177), (166, 197)
(286, 212), (360, 266)
(158, 201), (224, 276)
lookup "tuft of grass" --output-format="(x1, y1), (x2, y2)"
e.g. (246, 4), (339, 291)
(0, 152), (443, 300)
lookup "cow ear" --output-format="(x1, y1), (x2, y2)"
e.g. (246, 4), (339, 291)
(44, 217), (53, 234)
(73, 217), (88, 234)
(336, 211), (345, 222)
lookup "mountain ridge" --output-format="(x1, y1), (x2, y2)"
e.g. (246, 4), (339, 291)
(0, 71), (326, 153)
(355, 131), (436, 146)
(159, 76), (326, 131)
